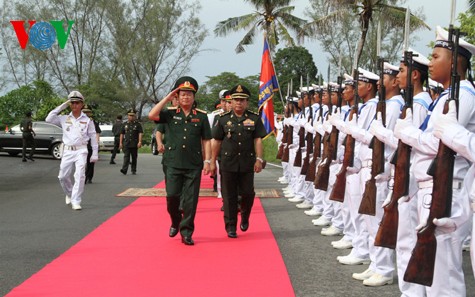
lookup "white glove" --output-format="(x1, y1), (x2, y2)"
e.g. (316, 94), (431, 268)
(347, 157), (362, 174)
(369, 112), (386, 138)
(433, 217), (457, 235)
(304, 122), (315, 134)
(415, 220), (426, 232)
(398, 195), (410, 204)
(382, 190), (393, 208)
(343, 116), (356, 136)
(59, 100), (71, 111)
(394, 109), (413, 139)
(90, 152), (99, 163)
(336, 146), (345, 164)
(298, 118), (307, 127)
(314, 116), (325, 136)
(433, 100), (458, 140)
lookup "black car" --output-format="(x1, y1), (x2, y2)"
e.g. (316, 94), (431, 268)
(0, 121), (63, 160)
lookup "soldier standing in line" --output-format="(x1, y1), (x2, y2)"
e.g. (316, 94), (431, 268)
(110, 115), (123, 164)
(148, 76), (212, 246)
(119, 109), (143, 175)
(210, 84), (267, 238)
(20, 111), (36, 162)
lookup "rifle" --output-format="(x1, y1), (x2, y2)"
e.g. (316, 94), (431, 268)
(277, 84), (291, 160)
(374, 50), (416, 248)
(315, 77), (340, 191)
(301, 76), (313, 175)
(330, 72), (359, 202)
(306, 86), (323, 182)
(281, 104), (293, 163)
(358, 57), (386, 216)
(404, 25), (460, 287)
(294, 78), (306, 168)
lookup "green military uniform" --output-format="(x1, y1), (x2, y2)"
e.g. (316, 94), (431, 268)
(157, 106), (211, 237)
(213, 108), (267, 233)
(121, 113), (143, 174)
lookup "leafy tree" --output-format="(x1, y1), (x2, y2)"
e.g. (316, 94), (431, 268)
(458, 11), (475, 69)
(302, 0), (429, 71)
(214, 0), (307, 53)
(273, 46), (318, 95)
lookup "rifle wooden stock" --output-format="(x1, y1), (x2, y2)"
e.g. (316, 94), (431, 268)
(330, 135), (355, 202)
(276, 125), (287, 159)
(404, 139), (456, 286)
(305, 133), (321, 182)
(300, 132), (314, 175)
(314, 130), (333, 191)
(374, 140), (411, 248)
(293, 127), (305, 167)
(282, 145), (290, 162)
(281, 125), (293, 163)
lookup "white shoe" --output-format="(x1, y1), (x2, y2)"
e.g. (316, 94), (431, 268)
(304, 208), (321, 216)
(352, 268), (375, 281)
(65, 195), (71, 205)
(321, 225), (343, 236)
(312, 216), (331, 226)
(332, 238), (353, 249)
(337, 255), (370, 265)
(288, 196), (304, 203)
(72, 204), (82, 210)
(283, 189), (293, 195)
(296, 201), (313, 209)
(282, 185), (292, 191)
(284, 192), (296, 198)
(279, 179), (289, 184)
(362, 273), (393, 286)
(277, 176), (285, 181)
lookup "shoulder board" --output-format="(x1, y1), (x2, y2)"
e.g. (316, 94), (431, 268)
(195, 108), (207, 114)
(167, 106), (178, 110)
(247, 110), (259, 115)
(221, 111), (231, 116)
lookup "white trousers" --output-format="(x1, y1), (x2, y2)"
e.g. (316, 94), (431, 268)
(360, 167), (395, 277)
(347, 171), (369, 259)
(58, 148), (88, 205)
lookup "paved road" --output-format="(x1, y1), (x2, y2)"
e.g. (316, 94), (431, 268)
(1, 153), (474, 296)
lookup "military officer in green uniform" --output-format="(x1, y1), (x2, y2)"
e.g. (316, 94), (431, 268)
(211, 84), (267, 238)
(20, 111), (36, 162)
(148, 76), (212, 246)
(119, 109), (143, 175)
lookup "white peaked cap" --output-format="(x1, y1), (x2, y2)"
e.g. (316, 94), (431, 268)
(358, 67), (380, 82)
(401, 48), (430, 68)
(383, 62), (399, 76)
(434, 25), (475, 59)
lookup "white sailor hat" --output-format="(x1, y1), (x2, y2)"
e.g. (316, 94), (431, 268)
(358, 67), (379, 83)
(218, 89), (228, 99)
(343, 73), (355, 86)
(328, 82), (340, 92)
(434, 25), (475, 60)
(286, 96), (300, 103)
(311, 84), (323, 92)
(295, 90), (302, 97)
(299, 86), (315, 94)
(383, 62), (399, 76)
(400, 48), (430, 73)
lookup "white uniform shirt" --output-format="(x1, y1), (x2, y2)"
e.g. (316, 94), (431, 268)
(356, 98), (378, 162)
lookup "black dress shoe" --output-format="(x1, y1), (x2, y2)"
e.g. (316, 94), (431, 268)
(132, 171), (136, 175)
(169, 227), (179, 237)
(240, 222), (249, 232)
(181, 236), (194, 245)
(120, 169), (126, 175)
(110, 160), (116, 164)
(227, 231), (237, 238)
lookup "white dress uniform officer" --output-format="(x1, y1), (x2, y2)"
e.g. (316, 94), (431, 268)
(46, 91), (98, 210)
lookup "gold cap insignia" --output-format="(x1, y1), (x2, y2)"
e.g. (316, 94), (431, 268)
(184, 81), (190, 87)
(236, 85), (243, 92)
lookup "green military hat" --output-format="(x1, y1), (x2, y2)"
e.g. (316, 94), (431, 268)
(127, 109), (136, 116)
(230, 84), (251, 99)
(173, 76), (199, 93)
(82, 105), (92, 114)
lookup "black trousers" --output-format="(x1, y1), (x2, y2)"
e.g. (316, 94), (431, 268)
(22, 133), (35, 159)
(122, 146), (138, 173)
(85, 148), (95, 181)
(221, 170), (255, 232)
(111, 136), (120, 160)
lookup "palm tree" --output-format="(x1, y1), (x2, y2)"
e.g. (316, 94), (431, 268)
(470, 0), (475, 14)
(214, 0), (308, 54)
(302, 0), (429, 68)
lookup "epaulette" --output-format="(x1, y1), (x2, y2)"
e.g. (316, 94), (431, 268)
(195, 108), (207, 114)
(247, 109), (259, 115)
(221, 111), (232, 116)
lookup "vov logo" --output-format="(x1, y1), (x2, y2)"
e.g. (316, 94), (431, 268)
(10, 20), (75, 50)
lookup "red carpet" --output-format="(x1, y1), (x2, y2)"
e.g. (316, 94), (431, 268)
(7, 176), (294, 297)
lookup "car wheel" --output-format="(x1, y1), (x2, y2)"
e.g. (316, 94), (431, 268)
(152, 141), (158, 155)
(51, 143), (62, 160)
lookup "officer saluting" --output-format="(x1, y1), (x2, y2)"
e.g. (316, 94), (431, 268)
(148, 76), (212, 246)
(120, 109), (143, 175)
(211, 84), (267, 238)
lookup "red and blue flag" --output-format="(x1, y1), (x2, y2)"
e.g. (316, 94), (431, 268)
(258, 37), (279, 138)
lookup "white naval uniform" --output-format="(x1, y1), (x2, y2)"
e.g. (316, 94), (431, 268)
(290, 110), (309, 199)
(209, 109), (224, 198)
(397, 80), (475, 297)
(46, 102), (98, 206)
(371, 91), (431, 296)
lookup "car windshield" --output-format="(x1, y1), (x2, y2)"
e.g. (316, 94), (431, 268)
(101, 130), (113, 137)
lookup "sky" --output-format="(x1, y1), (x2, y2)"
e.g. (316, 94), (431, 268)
(189, 0), (470, 85)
